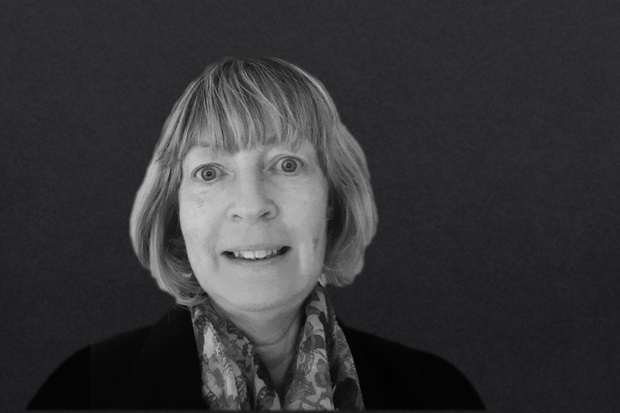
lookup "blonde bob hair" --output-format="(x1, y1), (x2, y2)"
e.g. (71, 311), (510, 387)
(130, 57), (377, 307)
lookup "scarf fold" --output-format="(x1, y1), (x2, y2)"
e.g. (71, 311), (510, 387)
(190, 285), (364, 410)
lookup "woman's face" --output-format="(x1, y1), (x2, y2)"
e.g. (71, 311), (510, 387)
(179, 139), (329, 314)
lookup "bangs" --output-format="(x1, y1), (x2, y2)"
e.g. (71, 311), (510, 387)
(161, 58), (333, 166)
(133, 57), (377, 298)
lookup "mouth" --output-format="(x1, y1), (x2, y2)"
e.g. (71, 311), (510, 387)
(222, 246), (291, 261)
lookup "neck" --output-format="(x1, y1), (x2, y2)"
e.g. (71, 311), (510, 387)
(212, 300), (304, 392)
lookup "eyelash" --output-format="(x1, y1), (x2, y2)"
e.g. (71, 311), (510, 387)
(273, 156), (304, 174)
(192, 157), (304, 182)
(193, 164), (226, 182)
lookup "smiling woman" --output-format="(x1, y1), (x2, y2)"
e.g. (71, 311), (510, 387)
(29, 57), (484, 410)
(179, 140), (330, 318)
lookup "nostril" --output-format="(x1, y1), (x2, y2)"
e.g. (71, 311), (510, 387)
(227, 197), (278, 222)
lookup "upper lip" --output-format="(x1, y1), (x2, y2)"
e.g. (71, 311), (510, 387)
(222, 244), (288, 253)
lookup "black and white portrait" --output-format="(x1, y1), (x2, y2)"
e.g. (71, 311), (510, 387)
(2, 1), (619, 411)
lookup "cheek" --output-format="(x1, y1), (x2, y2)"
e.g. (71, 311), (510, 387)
(301, 192), (329, 254)
(179, 199), (201, 237)
(178, 192), (220, 252)
(311, 220), (327, 252)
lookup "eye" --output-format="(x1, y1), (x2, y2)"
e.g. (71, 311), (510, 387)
(196, 165), (220, 182)
(278, 157), (299, 173)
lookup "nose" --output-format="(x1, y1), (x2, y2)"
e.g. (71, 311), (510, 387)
(227, 172), (277, 222)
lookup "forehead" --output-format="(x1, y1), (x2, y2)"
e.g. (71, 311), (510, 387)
(184, 136), (314, 159)
(180, 121), (308, 158)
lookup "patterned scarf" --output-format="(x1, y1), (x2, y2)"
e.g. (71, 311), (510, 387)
(190, 285), (364, 410)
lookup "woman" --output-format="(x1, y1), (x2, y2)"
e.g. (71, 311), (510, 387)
(30, 57), (484, 410)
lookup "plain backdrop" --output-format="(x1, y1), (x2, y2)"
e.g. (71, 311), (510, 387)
(2, 1), (619, 411)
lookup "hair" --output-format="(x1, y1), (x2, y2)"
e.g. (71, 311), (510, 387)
(130, 57), (378, 306)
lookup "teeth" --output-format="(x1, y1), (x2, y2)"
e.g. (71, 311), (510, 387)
(230, 248), (282, 260)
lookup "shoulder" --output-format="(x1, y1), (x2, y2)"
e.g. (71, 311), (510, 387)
(29, 306), (203, 410)
(90, 326), (152, 406)
(28, 326), (152, 409)
(28, 346), (90, 409)
(341, 325), (485, 410)
(89, 326), (151, 371)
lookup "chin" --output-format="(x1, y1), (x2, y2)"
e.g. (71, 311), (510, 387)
(234, 288), (307, 312)
(210, 281), (316, 314)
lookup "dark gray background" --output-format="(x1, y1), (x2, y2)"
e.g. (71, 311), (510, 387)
(2, 0), (619, 411)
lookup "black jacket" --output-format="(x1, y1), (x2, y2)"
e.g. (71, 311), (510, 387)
(29, 306), (484, 410)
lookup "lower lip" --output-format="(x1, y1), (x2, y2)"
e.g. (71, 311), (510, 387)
(223, 249), (290, 266)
